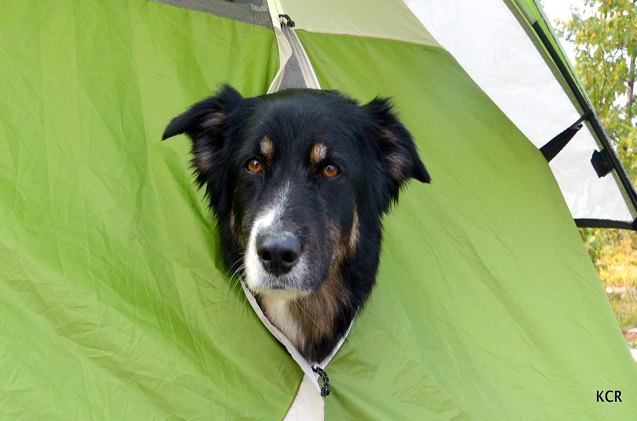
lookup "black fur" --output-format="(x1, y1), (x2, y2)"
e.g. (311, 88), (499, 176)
(163, 85), (429, 362)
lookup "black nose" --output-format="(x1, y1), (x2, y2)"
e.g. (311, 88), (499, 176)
(256, 233), (301, 276)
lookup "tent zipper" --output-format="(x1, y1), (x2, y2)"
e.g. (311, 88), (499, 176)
(267, 12), (321, 92)
(240, 281), (353, 397)
(280, 18), (321, 89)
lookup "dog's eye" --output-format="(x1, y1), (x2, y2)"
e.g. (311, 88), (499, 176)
(245, 158), (263, 174)
(322, 163), (339, 178)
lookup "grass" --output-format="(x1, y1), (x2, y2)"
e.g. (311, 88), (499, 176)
(607, 289), (637, 348)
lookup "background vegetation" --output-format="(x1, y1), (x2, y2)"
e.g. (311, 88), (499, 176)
(556, 0), (637, 334)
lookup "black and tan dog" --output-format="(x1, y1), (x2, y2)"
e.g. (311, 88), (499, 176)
(163, 86), (429, 362)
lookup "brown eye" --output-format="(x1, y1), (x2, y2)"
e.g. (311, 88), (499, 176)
(246, 158), (262, 174)
(322, 163), (339, 178)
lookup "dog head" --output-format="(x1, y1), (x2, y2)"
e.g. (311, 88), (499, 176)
(163, 86), (429, 299)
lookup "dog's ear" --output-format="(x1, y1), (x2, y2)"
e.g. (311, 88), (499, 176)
(162, 85), (244, 183)
(363, 97), (431, 187)
(162, 84), (243, 140)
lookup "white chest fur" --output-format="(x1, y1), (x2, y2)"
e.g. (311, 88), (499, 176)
(260, 295), (305, 351)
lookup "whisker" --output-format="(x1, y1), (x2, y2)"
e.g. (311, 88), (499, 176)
(293, 300), (321, 331)
(229, 263), (245, 296)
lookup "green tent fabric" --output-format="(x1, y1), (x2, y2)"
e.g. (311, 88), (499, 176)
(1, 0), (636, 419)
(0, 3), (299, 418)
(298, 32), (637, 418)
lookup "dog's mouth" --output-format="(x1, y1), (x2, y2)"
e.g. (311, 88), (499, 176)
(248, 279), (312, 300)
(244, 254), (315, 299)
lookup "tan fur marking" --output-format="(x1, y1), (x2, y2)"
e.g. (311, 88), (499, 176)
(195, 148), (214, 173)
(229, 209), (236, 237)
(202, 111), (224, 128)
(285, 211), (358, 358)
(310, 142), (328, 165)
(385, 152), (408, 181)
(260, 136), (274, 160)
(380, 128), (409, 181)
(288, 267), (351, 357)
(380, 127), (399, 143)
(349, 207), (359, 253)
(236, 212), (252, 248)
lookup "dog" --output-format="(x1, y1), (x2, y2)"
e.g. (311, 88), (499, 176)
(162, 86), (429, 363)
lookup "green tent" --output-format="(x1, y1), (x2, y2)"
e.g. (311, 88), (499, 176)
(1, 0), (636, 419)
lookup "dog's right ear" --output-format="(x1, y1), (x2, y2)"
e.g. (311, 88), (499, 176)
(162, 84), (243, 141)
(162, 85), (244, 183)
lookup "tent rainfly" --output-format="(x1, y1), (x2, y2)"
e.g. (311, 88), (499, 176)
(1, 0), (636, 419)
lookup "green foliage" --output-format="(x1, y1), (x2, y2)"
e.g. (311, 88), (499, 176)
(608, 289), (637, 333)
(557, 0), (637, 329)
(558, 0), (637, 170)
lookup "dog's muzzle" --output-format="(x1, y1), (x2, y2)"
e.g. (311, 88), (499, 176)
(256, 232), (300, 276)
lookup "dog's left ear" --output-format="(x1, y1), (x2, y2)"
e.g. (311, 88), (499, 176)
(363, 97), (431, 186)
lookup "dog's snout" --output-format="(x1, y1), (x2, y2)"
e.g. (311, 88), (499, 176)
(256, 233), (300, 276)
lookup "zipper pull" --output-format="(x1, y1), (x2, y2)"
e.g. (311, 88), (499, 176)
(278, 14), (295, 28)
(312, 366), (330, 397)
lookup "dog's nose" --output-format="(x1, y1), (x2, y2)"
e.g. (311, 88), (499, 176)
(256, 233), (301, 276)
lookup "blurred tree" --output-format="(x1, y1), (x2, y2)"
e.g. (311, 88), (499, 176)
(557, 0), (637, 287)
